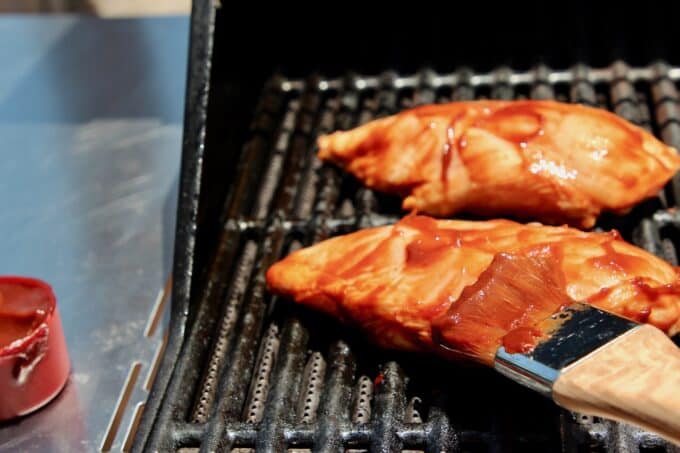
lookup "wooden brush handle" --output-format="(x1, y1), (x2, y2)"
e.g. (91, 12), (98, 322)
(553, 325), (680, 446)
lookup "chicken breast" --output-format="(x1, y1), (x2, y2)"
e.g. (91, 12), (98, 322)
(318, 101), (680, 228)
(266, 215), (680, 364)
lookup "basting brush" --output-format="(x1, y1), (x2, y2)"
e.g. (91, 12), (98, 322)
(432, 253), (680, 445)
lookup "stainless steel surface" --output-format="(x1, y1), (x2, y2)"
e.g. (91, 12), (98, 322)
(494, 347), (560, 397)
(0, 15), (189, 452)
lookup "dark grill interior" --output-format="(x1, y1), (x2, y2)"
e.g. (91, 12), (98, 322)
(137, 61), (680, 452)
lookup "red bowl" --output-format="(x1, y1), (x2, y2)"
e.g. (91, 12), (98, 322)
(0, 276), (70, 421)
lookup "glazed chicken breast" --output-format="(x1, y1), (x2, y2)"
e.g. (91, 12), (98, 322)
(318, 101), (680, 228)
(266, 215), (680, 364)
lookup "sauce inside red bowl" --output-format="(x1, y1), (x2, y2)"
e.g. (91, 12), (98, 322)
(0, 276), (69, 421)
(0, 280), (53, 353)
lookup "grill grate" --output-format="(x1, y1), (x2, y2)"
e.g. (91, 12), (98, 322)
(144, 62), (680, 452)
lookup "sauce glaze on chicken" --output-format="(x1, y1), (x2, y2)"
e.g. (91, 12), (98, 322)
(266, 216), (680, 363)
(318, 101), (680, 227)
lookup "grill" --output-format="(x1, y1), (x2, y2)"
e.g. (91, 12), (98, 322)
(133, 4), (680, 452)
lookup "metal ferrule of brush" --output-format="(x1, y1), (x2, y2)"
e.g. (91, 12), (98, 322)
(494, 303), (640, 397)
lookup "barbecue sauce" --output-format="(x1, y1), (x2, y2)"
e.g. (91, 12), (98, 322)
(501, 327), (543, 354)
(0, 277), (70, 421)
(0, 279), (53, 353)
(478, 104), (545, 144)
(267, 214), (680, 367)
(317, 99), (673, 228)
(432, 252), (573, 364)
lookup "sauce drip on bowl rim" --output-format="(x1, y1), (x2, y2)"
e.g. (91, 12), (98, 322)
(0, 276), (70, 421)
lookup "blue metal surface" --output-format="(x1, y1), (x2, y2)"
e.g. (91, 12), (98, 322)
(0, 15), (189, 452)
